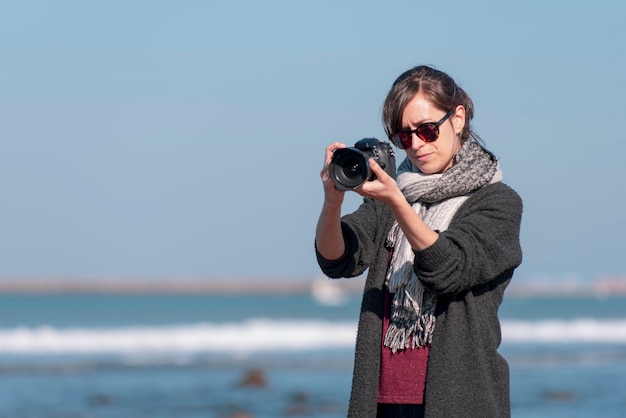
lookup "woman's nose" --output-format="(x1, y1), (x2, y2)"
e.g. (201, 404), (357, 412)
(411, 133), (424, 149)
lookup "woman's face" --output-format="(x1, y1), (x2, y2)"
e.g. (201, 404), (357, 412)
(400, 92), (465, 174)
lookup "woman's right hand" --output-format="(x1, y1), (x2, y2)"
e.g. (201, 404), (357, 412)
(320, 142), (347, 207)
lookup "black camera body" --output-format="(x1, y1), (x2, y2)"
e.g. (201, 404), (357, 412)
(328, 138), (396, 191)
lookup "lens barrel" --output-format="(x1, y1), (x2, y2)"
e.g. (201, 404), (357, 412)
(328, 148), (371, 191)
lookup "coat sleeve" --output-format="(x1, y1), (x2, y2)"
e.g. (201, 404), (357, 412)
(316, 197), (393, 279)
(413, 182), (523, 295)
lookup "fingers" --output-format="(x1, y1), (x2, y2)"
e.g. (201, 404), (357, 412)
(353, 158), (397, 200)
(368, 158), (388, 179)
(320, 142), (347, 178)
(324, 142), (346, 164)
(320, 142), (348, 202)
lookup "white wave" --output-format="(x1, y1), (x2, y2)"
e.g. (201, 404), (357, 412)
(0, 319), (357, 355)
(501, 318), (626, 343)
(2, 318), (626, 355)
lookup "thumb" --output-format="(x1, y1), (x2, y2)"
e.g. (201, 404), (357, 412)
(368, 158), (385, 175)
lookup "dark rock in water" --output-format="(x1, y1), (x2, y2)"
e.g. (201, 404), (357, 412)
(282, 390), (342, 416)
(237, 367), (267, 388)
(290, 391), (309, 403)
(283, 404), (308, 416)
(227, 412), (254, 418)
(283, 391), (310, 416)
(544, 390), (576, 401)
(215, 404), (254, 418)
(89, 394), (113, 406)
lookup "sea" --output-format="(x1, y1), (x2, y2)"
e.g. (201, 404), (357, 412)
(1, 286), (626, 418)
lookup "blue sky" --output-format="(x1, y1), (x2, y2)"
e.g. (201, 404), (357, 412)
(1, 0), (625, 282)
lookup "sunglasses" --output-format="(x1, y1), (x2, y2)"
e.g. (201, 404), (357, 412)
(390, 109), (455, 149)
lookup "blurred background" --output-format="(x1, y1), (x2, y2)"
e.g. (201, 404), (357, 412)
(1, 1), (625, 417)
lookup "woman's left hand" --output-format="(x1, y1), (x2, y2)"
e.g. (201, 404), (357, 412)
(354, 158), (403, 204)
(357, 159), (439, 251)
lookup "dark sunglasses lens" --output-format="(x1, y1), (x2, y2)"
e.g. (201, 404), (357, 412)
(417, 123), (438, 142)
(393, 133), (411, 149)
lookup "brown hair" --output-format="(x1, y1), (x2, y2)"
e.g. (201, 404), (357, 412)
(382, 65), (476, 143)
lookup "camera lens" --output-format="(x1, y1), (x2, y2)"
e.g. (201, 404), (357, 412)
(328, 148), (370, 191)
(343, 157), (362, 176)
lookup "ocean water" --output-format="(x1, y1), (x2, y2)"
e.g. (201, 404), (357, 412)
(1, 291), (626, 417)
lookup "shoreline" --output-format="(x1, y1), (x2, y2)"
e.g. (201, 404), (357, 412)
(0, 276), (365, 295)
(1, 276), (626, 297)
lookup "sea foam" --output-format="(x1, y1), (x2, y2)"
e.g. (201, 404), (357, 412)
(0, 319), (357, 354)
(2, 318), (626, 355)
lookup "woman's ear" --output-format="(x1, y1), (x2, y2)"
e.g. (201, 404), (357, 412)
(452, 105), (466, 137)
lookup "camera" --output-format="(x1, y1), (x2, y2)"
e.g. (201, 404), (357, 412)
(328, 138), (396, 191)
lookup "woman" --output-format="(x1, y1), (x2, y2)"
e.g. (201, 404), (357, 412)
(315, 65), (522, 418)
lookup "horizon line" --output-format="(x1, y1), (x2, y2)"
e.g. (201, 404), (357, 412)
(1, 275), (626, 297)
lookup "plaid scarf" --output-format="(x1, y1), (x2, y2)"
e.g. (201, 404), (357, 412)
(384, 141), (502, 352)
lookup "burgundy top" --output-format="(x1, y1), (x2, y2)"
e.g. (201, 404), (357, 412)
(378, 289), (430, 404)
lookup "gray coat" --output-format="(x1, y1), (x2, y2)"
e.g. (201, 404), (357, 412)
(316, 182), (523, 418)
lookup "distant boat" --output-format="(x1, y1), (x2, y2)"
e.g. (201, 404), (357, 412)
(310, 277), (349, 306)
